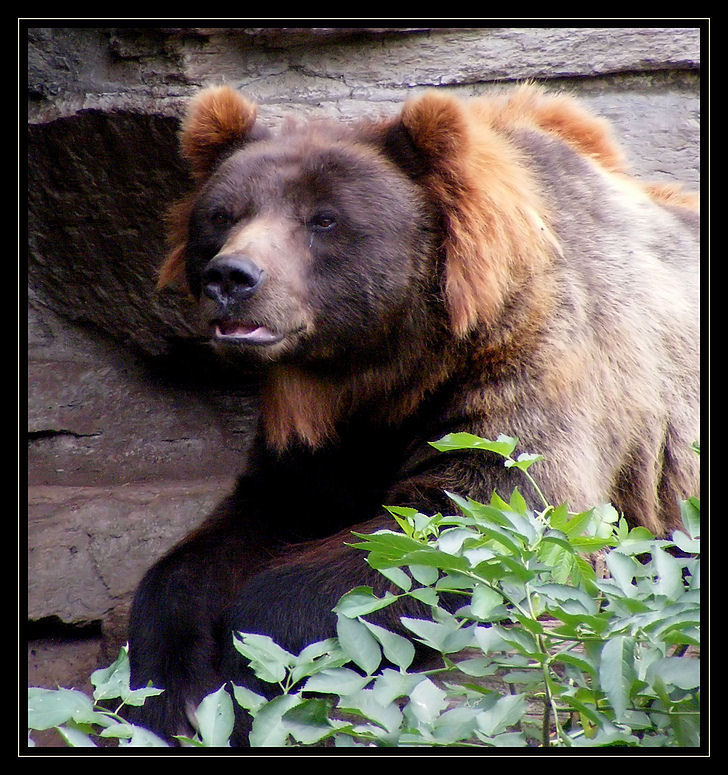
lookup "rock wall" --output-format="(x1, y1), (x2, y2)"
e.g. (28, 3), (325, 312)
(25, 25), (701, 716)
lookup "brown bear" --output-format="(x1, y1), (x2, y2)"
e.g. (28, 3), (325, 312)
(128, 84), (699, 744)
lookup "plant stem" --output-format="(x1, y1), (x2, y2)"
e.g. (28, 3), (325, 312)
(523, 579), (571, 747)
(519, 467), (550, 511)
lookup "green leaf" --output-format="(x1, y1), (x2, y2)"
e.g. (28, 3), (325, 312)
(400, 548), (471, 573)
(123, 685), (166, 708)
(499, 508), (539, 544)
(55, 723), (97, 747)
(338, 689), (403, 735)
(506, 486), (529, 516)
(446, 492), (510, 528)
(646, 657), (700, 691)
(473, 625), (510, 653)
(430, 433), (518, 458)
(122, 726), (172, 747)
(230, 683), (267, 715)
(504, 453), (544, 473)
(471, 585), (504, 619)
(538, 583), (598, 615)
(560, 509), (595, 538)
(547, 502), (570, 531)
(511, 612), (544, 636)
(540, 529), (575, 554)
(333, 586), (398, 617)
(615, 516), (630, 543)
(289, 638), (348, 685)
(653, 546), (685, 600)
(194, 685), (234, 747)
(377, 566), (412, 591)
(408, 586), (440, 606)
(282, 698), (339, 745)
(490, 491), (514, 513)
(598, 635), (636, 722)
(547, 610), (609, 638)
(475, 524), (524, 555)
(401, 617), (476, 653)
(90, 646), (131, 702)
(430, 705), (480, 744)
(89, 646), (164, 709)
(407, 678), (448, 725)
(551, 651), (598, 680)
(336, 614), (381, 675)
(492, 625), (540, 658)
(454, 656), (500, 677)
(249, 694), (302, 747)
(590, 503), (621, 535)
(437, 527), (478, 555)
(477, 730), (528, 747)
(100, 722), (168, 747)
(383, 506), (419, 536)
(408, 564), (440, 585)
(475, 693), (527, 737)
(605, 551), (639, 597)
(497, 554), (537, 582)
(649, 608), (700, 643)
(372, 669), (423, 706)
(233, 633), (294, 684)
(303, 668), (371, 696)
(350, 531), (426, 557)
(679, 497), (700, 540)
(361, 620), (416, 670)
(671, 529), (700, 555)
(28, 687), (100, 731)
(538, 540), (577, 585)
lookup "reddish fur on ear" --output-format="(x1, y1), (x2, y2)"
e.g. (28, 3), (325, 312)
(400, 91), (470, 168)
(401, 90), (559, 336)
(157, 86), (260, 291)
(180, 85), (259, 180)
(157, 194), (197, 291)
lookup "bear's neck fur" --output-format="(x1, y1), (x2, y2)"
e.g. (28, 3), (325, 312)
(261, 321), (460, 451)
(259, 262), (556, 452)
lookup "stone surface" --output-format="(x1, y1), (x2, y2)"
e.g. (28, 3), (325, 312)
(28, 304), (254, 487)
(24, 26), (702, 733)
(28, 479), (233, 626)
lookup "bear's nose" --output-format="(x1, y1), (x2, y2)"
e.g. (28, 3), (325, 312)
(202, 254), (266, 302)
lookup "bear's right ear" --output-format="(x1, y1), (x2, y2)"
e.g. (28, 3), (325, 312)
(179, 85), (265, 180)
(157, 87), (266, 291)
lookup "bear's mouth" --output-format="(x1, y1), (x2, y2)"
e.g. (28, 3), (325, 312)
(211, 319), (284, 346)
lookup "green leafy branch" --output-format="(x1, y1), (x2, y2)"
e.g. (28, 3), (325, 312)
(28, 434), (700, 749)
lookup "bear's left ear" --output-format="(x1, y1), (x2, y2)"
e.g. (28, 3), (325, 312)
(179, 85), (266, 180)
(379, 90), (557, 337)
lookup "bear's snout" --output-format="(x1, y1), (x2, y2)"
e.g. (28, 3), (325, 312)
(202, 253), (266, 305)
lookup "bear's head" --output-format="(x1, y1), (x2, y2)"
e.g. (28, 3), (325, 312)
(160, 86), (558, 367)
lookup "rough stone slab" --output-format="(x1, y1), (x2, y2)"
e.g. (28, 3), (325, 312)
(287, 27), (700, 89)
(27, 479), (235, 625)
(28, 636), (105, 693)
(27, 26), (701, 122)
(28, 303), (255, 487)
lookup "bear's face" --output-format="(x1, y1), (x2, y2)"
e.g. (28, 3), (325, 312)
(184, 126), (435, 365)
(162, 86), (561, 357)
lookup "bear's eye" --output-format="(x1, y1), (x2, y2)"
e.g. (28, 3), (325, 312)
(309, 212), (337, 232)
(209, 208), (233, 227)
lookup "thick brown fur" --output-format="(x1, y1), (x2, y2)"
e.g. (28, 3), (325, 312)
(130, 84), (699, 744)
